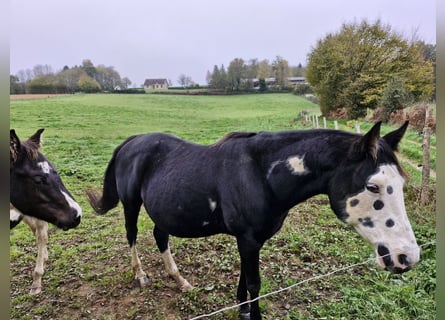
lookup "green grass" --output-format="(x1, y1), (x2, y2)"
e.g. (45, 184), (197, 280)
(10, 93), (435, 320)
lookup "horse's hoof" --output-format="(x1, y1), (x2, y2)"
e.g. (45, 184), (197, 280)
(239, 304), (250, 320)
(29, 287), (42, 295)
(239, 311), (250, 320)
(135, 275), (150, 287)
(180, 281), (194, 292)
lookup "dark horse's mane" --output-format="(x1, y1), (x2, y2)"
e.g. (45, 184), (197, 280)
(213, 131), (257, 146)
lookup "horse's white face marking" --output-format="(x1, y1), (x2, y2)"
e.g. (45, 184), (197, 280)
(10, 203), (23, 222)
(208, 198), (217, 212)
(345, 164), (419, 270)
(37, 161), (51, 174)
(61, 191), (83, 217)
(286, 155), (308, 175)
(202, 221), (210, 226)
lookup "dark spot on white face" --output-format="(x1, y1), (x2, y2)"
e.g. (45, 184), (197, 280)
(350, 199), (359, 207)
(386, 219), (395, 228)
(373, 200), (384, 210)
(359, 217), (374, 228)
(387, 186), (393, 194)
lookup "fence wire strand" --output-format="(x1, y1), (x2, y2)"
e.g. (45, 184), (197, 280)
(188, 241), (435, 320)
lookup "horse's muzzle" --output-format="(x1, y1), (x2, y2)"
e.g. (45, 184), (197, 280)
(59, 215), (81, 231)
(376, 244), (419, 274)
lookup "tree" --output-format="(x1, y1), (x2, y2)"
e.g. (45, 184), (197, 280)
(380, 77), (413, 122)
(209, 65), (227, 90)
(257, 59), (271, 79)
(81, 59), (97, 78)
(57, 68), (88, 93)
(227, 58), (246, 91)
(306, 19), (434, 119)
(258, 78), (267, 92)
(178, 74), (192, 88)
(272, 56), (290, 89)
(77, 75), (101, 93)
(121, 77), (132, 89)
(10, 75), (24, 94)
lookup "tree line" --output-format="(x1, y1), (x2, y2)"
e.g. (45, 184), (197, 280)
(206, 56), (306, 92)
(10, 59), (132, 94)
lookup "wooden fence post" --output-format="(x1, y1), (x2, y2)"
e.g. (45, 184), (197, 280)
(334, 120), (338, 130)
(323, 117), (327, 128)
(420, 106), (432, 205)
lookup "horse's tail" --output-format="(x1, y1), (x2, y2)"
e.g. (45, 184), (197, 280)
(86, 139), (130, 215)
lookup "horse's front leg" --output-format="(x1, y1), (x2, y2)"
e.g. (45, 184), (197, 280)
(23, 216), (48, 295)
(237, 263), (251, 319)
(154, 226), (193, 291)
(237, 237), (263, 320)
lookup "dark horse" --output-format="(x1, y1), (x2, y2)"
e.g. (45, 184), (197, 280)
(87, 121), (419, 319)
(10, 129), (82, 294)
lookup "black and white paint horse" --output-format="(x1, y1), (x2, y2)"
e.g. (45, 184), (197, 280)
(87, 121), (419, 319)
(10, 129), (82, 294)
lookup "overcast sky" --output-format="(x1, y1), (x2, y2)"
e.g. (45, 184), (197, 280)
(10, 0), (436, 86)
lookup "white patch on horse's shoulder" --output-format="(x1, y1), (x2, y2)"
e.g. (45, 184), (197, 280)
(37, 161), (51, 174)
(286, 155), (309, 175)
(61, 191), (82, 217)
(208, 198), (217, 212)
(10, 203), (23, 222)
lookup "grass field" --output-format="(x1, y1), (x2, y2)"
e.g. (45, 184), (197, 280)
(10, 93), (436, 319)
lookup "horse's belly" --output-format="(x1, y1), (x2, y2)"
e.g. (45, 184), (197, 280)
(144, 199), (227, 238)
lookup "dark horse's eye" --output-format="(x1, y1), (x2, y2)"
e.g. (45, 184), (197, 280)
(33, 175), (47, 185)
(366, 183), (379, 193)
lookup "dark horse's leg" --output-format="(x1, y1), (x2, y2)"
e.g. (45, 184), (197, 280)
(122, 199), (149, 287)
(237, 237), (263, 320)
(153, 226), (193, 291)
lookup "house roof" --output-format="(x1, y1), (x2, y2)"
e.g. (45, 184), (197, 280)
(144, 79), (169, 86)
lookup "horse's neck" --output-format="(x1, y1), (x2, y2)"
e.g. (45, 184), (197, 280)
(259, 133), (350, 206)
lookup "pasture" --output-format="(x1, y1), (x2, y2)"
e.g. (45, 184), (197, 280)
(10, 93), (436, 319)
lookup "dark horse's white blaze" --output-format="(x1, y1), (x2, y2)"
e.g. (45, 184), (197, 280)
(87, 121), (418, 320)
(10, 129), (82, 295)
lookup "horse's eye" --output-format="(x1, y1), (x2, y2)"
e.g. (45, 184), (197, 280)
(366, 183), (379, 193)
(33, 176), (47, 185)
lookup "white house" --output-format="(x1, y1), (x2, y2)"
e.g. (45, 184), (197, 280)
(144, 79), (169, 90)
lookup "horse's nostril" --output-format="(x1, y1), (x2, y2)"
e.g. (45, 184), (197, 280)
(377, 245), (390, 257)
(398, 254), (409, 266)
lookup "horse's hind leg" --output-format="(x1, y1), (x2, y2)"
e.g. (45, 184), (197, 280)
(123, 200), (150, 287)
(153, 226), (193, 291)
(23, 216), (48, 295)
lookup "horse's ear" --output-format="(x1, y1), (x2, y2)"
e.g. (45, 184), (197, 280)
(10, 129), (21, 165)
(382, 121), (408, 151)
(28, 128), (45, 149)
(350, 121), (381, 161)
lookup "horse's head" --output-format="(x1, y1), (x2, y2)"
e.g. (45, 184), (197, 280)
(10, 129), (82, 230)
(328, 121), (419, 273)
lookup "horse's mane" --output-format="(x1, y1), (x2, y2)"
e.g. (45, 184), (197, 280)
(19, 140), (40, 161)
(213, 132), (257, 146)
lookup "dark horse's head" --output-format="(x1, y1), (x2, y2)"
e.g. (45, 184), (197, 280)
(10, 129), (82, 230)
(328, 121), (419, 274)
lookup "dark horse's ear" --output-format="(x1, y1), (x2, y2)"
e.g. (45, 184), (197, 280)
(28, 128), (45, 149)
(10, 129), (21, 165)
(349, 121), (381, 161)
(382, 121), (408, 151)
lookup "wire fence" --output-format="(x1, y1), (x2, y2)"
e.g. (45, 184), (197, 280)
(189, 241), (435, 320)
